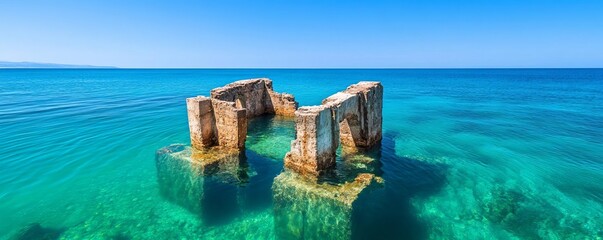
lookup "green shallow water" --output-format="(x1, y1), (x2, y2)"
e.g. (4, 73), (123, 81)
(0, 69), (602, 239)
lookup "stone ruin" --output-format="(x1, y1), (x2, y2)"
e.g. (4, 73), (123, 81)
(186, 78), (297, 149)
(273, 81), (383, 239)
(186, 78), (383, 177)
(158, 78), (384, 239)
(283, 81), (383, 176)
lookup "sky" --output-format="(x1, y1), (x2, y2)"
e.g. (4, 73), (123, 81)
(1, 0), (602, 68)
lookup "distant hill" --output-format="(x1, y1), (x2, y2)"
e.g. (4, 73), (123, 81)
(0, 61), (116, 68)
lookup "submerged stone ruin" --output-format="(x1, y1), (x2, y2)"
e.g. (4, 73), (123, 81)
(158, 78), (297, 223)
(186, 78), (383, 176)
(158, 78), (384, 239)
(272, 81), (383, 239)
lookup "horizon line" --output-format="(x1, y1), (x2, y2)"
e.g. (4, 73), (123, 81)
(1, 67), (603, 70)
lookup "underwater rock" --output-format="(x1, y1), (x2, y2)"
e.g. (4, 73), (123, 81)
(187, 78), (298, 150)
(10, 223), (63, 240)
(155, 144), (250, 225)
(481, 186), (525, 224)
(272, 171), (381, 240)
(284, 82), (383, 176)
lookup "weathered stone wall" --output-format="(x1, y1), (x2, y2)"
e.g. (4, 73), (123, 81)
(264, 79), (298, 117)
(210, 78), (297, 118)
(284, 81), (383, 176)
(188, 78), (297, 150)
(211, 79), (269, 118)
(266, 91), (297, 117)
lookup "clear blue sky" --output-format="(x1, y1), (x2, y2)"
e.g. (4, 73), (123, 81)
(1, 0), (602, 68)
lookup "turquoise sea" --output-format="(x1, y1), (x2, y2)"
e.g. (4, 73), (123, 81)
(1, 69), (602, 239)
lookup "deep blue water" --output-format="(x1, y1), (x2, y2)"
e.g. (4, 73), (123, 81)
(0, 69), (602, 239)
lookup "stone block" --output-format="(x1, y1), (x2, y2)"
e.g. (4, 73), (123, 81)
(186, 96), (215, 149)
(272, 171), (380, 240)
(211, 99), (247, 149)
(155, 144), (248, 225)
(284, 105), (335, 176)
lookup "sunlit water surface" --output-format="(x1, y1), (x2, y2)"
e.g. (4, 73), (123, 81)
(0, 69), (602, 239)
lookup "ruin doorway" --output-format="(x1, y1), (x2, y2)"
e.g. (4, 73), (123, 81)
(338, 111), (363, 154)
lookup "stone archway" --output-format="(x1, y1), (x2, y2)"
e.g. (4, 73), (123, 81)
(234, 98), (245, 109)
(338, 113), (362, 152)
(283, 82), (383, 176)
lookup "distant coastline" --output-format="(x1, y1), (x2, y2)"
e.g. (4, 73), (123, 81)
(0, 61), (116, 69)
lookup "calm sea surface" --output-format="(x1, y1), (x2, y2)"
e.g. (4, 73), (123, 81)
(1, 69), (602, 239)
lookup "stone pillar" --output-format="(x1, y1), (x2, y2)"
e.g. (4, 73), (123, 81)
(211, 99), (247, 149)
(187, 96), (247, 150)
(347, 82), (383, 147)
(284, 105), (335, 175)
(186, 96), (216, 149)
